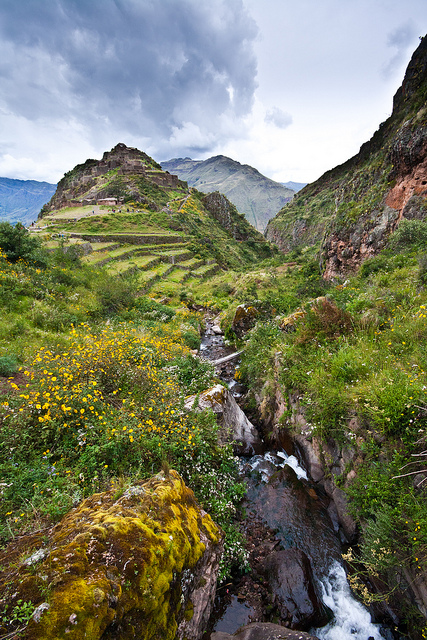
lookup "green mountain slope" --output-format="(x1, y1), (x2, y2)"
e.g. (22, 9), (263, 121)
(35, 143), (274, 293)
(266, 35), (427, 278)
(161, 155), (295, 232)
(0, 177), (56, 225)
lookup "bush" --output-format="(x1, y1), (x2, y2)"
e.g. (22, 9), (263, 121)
(388, 219), (427, 252)
(92, 273), (136, 316)
(418, 254), (427, 286)
(0, 222), (49, 267)
(359, 254), (389, 278)
(182, 330), (201, 350)
(172, 354), (215, 394)
(296, 298), (353, 344)
(0, 355), (18, 377)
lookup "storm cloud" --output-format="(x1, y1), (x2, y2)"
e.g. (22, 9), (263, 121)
(0, 0), (426, 184)
(0, 0), (258, 160)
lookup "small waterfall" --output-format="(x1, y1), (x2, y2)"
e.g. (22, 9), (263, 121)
(313, 562), (383, 640)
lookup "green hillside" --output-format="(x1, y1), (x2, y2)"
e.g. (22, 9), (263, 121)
(34, 144), (274, 301)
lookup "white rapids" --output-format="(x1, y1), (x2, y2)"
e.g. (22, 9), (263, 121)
(313, 562), (383, 640)
(246, 450), (308, 482)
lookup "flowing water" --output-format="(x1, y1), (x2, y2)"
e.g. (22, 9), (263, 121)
(200, 318), (396, 639)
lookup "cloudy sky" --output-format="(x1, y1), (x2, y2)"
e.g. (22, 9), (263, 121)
(0, 0), (426, 185)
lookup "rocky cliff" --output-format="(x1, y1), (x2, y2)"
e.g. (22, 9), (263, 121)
(266, 35), (427, 277)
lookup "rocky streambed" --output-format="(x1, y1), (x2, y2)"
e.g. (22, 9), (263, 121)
(199, 316), (397, 640)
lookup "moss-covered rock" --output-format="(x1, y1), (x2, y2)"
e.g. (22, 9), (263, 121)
(0, 470), (223, 640)
(231, 304), (258, 338)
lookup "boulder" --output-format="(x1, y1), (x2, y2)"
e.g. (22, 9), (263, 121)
(185, 384), (264, 455)
(211, 621), (320, 640)
(0, 470), (223, 640)
(263, 549), (331, 630)
(231, 304), (258, 338)
(322, 480), (358, 542)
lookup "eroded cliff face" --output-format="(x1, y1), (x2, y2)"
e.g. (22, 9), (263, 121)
(323, 122), (427, 279)
(266, 36), (427, 278)
(0, 471), (223, 640)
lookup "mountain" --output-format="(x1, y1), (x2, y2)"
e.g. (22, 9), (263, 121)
(161, 155), (295, 232)
(37, 142), (274, 274)
(281, 181), (307, 192)
(0, 177), (56, 225)
(266, 35), (427, 278)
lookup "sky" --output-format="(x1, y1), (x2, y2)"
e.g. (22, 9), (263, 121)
(0, 0), (427, 186)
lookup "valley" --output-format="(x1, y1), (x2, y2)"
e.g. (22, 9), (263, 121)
(0, 34), (427, 640)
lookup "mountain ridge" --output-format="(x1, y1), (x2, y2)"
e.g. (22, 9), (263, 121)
(0, 177), (56, 225)
(161, 154), (295, 232)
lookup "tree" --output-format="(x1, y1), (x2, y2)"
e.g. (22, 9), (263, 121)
(0, 221), (48, 266)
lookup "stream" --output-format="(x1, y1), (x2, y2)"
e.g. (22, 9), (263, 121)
(199, 318), (397, 640)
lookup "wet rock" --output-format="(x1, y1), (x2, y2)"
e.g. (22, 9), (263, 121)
(264, 549), (331, 629)
(185, 384), (264, 456)
(322, 481), (358, 542)
(211, 621), (320, 640)
(231, 304), (258, 338)
(293, 435), (325, 483)
(243, 466), (342, 581)
(0, 471), (223, 640)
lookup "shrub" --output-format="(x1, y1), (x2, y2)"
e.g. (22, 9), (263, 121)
(0, 355), (18, 377)
(296, 298), (353, 344)
(359, 254), (389, 278)
(172, 354), (215, 394)
(182, 330), (200, 350)
(0, 221), (49, 267)
(418, 253), (427, 286)
(388, 219), (427, 252)
(92, 273), (136, 316)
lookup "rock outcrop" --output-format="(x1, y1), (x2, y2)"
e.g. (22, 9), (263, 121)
(264, 549), (331, 629)
(185, 384), (264, 456)
(231, 304), (258, 339)
(0, 470), (223, 640)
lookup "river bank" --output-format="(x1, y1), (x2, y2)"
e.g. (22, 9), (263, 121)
(199, 315), (399, 639)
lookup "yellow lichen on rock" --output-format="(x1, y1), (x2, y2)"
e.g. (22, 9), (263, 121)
(0, 471), (223, 640)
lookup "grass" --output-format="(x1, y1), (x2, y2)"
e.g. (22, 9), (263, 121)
(107, 255), (161, 275)
(162, 268), (187, 284)
(0, 240), (249, 595)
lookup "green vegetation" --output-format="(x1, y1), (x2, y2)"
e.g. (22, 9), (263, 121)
(207, 230), (427, 613)
(0, 227), (247, 598)
(0, 221), (49, 266)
